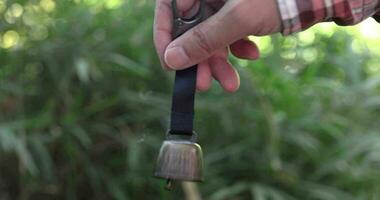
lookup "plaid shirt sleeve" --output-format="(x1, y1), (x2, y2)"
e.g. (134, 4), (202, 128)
(277, 0), (380, 35)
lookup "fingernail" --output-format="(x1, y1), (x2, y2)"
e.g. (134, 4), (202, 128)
(164, 47), (189, 69)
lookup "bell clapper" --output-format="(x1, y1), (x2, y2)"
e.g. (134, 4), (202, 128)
(165, 179), (174, 191)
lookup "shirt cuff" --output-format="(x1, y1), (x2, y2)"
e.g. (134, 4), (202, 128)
(276, 0), (301, 35)
(276, 0), (380, 35)
(276, 0), (330, 35)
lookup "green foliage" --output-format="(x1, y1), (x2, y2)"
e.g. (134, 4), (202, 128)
(0, 0), (379, 199)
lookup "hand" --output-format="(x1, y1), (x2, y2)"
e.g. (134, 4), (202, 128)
(154, 0), (281, 92)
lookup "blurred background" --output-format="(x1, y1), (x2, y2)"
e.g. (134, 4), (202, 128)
(0, 0), (380, 199)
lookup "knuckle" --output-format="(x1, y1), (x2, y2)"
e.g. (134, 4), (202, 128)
(191, 27), (214, 55)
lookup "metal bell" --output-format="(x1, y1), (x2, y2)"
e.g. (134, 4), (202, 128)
(154, 133), (203, 182)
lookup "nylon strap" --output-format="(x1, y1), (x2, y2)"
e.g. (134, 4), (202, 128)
(168, 0), (205, 136)
(169, 66), (197, 135)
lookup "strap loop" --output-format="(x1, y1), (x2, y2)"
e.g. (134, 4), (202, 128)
(169, 0), (206, 136)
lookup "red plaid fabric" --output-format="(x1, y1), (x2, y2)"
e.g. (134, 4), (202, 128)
(277, 0), (380, 34)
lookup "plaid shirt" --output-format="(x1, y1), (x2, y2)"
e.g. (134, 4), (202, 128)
(277, 0), (380, 34)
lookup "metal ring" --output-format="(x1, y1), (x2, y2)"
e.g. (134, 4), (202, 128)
(166, 130), (198, 142)
(171, 0), (206, 38)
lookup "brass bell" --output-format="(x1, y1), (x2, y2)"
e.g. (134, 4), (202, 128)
(154, 133), (204, 184)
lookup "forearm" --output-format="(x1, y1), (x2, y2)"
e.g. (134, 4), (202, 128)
(277, 0), (380, 35)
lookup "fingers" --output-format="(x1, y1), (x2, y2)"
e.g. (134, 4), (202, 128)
(177, 0), (198, 17)
(210, 57), (240, 93)
(164, 0), (251, 70)
(230, 38), (260, 60)
(176, 0), (196, 12)
(154, 0), (173, 70)
(154, 0), (240, 93)
(154, 0), (203, 69)
(196, 60), (212, 92)
(209, 49), (240, 93)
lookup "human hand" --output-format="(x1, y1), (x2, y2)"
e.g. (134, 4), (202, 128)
(154, 0), (281, 92)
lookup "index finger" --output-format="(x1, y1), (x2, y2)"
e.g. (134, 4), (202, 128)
(154, 0), (173, 70)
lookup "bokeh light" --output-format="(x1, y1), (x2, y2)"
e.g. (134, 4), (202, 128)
(1, 30), (19, 49)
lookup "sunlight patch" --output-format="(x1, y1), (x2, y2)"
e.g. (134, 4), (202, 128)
(1, 30), (19, 49)
(105, 0), (123, 9)
(358, 18), (380, 40)
(40, 0), (56, 12)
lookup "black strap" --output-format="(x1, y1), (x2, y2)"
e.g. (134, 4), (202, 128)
(168, 0), (205, 136)
(169, 66), (197, 135)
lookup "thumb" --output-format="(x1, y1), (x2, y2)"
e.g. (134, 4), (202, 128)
(164, 1), (250, 70)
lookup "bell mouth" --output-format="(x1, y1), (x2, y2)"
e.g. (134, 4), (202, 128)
(154, 172), (204, 182)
